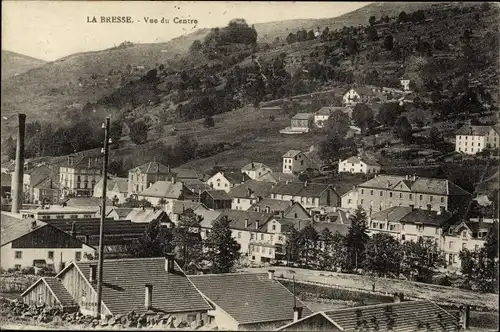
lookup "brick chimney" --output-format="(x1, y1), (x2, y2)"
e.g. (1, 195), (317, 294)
(268, 269), (275, 280)
(165, 253), (175, 273)
(293, 306), (303, 322)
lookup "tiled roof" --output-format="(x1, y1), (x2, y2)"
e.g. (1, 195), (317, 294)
(189, 273), (312, 325)
(456, 125), (498, 136)
(138, 181), (183, 198)
(228, 180), (274, 199)
(171, 200), (203, 215)
(73, 258), (212, 315)
(203, 190), (232, 201)
(25, 165), (55, 185)
(214, 210), (275, 232)
(359, 175), (471, 196)
(220, 171), (250, 184)
(197, 209), (222, 228)
(270, 181), (334, 198)
(43, 277), (77, 307)
(322, 300), (459, 332)
(292, 113), (314, 120)
(130, 161), (171, 174)
(371, 206), (414, 222)
(282, 150), (303, 158)
(400, 209), (455, 227)
(241, 162), (270, 171)
(62, 156), (103, 170)
(107, 207), (134, 219)
(1, 173), (12, 187)
(279, 218), (311, 232)
(95, 176), (128, 192)
(33, 177), (60, 190)
(1, 213), (45, 245)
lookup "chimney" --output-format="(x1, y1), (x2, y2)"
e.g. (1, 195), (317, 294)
(255, 220), (260, 229)
(145, 284), (153, 310)
(31, 220), (37, 230)
(409, 204), (414, 211)
(290, 199), (294, 207)
(280, 211), (285, 219)
(268, 269), (275, 280)
(165, 253), (175, 273)
(293, 306), (303, 322)
(11, 114), (26, 214)
(459, 305), (470, 330)
(265, 206), (271, 213)
(244, 219), (249, 228)
(257, 196), (262, 202)
(89, 264), (97, 283)
(171, 176), (176, 184)
(247, 187), (253, 197)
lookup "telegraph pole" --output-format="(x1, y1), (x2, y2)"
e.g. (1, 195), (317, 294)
(96, 117), (110, 318)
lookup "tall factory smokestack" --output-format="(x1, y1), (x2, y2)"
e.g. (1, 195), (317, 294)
(11, 114), (26, 213)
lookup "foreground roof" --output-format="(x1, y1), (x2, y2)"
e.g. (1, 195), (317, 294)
(189, 273), (312, 325)
(22, 277), (77, 308)
(69, 258), (212, 315)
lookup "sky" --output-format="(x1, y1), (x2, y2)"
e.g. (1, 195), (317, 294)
(2, 1), (368, 61)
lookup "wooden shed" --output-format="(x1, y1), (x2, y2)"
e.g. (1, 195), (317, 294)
(21, 277), (78, 312)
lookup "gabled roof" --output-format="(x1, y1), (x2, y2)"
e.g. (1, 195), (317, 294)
(125, 208), (167, 223)
(95, 176), (128, 193)
(197, 209), (222, 228)
(270, 181), (335, 198)
(291, 113), (314, 120)
(241, 162), (271, 171)
(400, 209), (455, 227)
(171, 167), (200, 180)
(130, 161), (171, 174)
(68, 258), (212, 315)
(1, 213), (45, 245)
(63, 197), (113, 207)
(220, 171), (250, 184)
(371, 206), (413, 222)
(171, 200), (204, 215)
(189, 273), (312, 326)
(202, 189), (232, 201)
(255, 172), (298, 184)
(278, 300), (459, 331)
(107, 207), (134, 219)
(213, 210), (275, 232)
(62, 156), (103, 170)
(21, 277), (77, 308)
(24, 165), (55, 185)
(282, 150), (303, 158)
(456, 125), (499, 136)
(228, 180), (274, 199)
(279, 218), (311, 232)
(359, 175), (471, 196)
(33, 177), (60, 190)
(249, 198), (294, 213)
(138, 181), (183, 198)
(342, 156), (381, 167)
(181, 179), (212, 194)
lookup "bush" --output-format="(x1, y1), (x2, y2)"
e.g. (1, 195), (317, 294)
(21, 266), (35, 275)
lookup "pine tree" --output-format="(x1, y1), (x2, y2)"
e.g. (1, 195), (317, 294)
(128, 219), (174, 258)
(173, 209), (204, 271)
(318, 228), (334, 270)
(298, 224), (319, 268)
(205, 217), (241, 273)
(363, 233), (403, 277)
(344, 206), (370, 271)
(284, 226), (301, 265)
(401, 237), (443, 283)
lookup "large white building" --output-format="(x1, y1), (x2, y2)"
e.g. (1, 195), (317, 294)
(240, 162), (273, 180)
(455, 125), (499, 155)
(59, 156), (103, 198)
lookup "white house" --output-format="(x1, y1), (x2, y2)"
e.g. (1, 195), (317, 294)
(228, 180), (274, 211)
(205, 171), (250, 193)
(342, 86), (382, 106)
(455, 125), (500, 155)
(282, 150), (312, 174)
(313, 106), (352, 128)
(340, 189), (359, 210)
(1, 213), (95, 271)
(241, 162), (273, 180)
(400, 74), (411, 91)
(137, 179), (183, 206)
(338, 156), (381, 174)
(92, 176), (128, 204)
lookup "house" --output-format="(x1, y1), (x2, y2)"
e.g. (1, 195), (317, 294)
(228, 180), (274, 210)
(269, 181), (340, 210)
(340, 188), (359, 210)
(353, 175), (471, 216)
(1, 172), (12, 199)
(22, 165), (55, 203)
(342, 86), (383, 106)
(59, 156), (103, 198)
(127, 161), (174, 198)
(205, 171), (250, 193)
(400, 73), (411, 91)
(314, 107), (352, 127)
(277, 300), (460, 331)
(241, 162), (273, 180)
(282, 150), (312, 174)
(291, 113), (314, 132)
(338, 156), (381, 174)
(443, 220), (498, 269)
(137, 179), (183, 206)
(249, 198), (310, 221)
(180, 179), (212, 201)
(368, 206), (413, 241)
(21, 256), (212, 322)
(398, 208), (455, 245)
(92, 176), (128, 205)
(1, 212), (95, 271)
(20, 206), (99, 220)
(189, 271), (312, 330)
(455, 125), (500, 155)
(167, 200), (208, 224)
(255, 171), (298, 184)
(200, 190), (232, 210)
(32, 177), (61, 205)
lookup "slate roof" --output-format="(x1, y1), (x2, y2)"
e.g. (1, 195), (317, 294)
(33, 177), (60, 190)
(370, 206), (414, 222)
(279, 218), (311, 232)
(213, 210), (275, 232)
(1, 213), (44, 245)
(95, 176), (128, 192)
(25, 165), (55, 185)
(342, 156), (381, 167)
(400, 209), (455, 227)
(189, 273), (312, 326)
(228, 180), (274, 199)
(359, 175), (471, 196)
(130, 161), (171, 174)
(203, 190), (232, 201)
(270, 181), (334, 198)
(456, 125), (499, 136)
(72, 258), (212, 315)
(63, 197), (113, 207)
(138, 181), (183, 198)
(171, 167), (200, 179)
(197, 209), (222, 228)
(241, 162), (271, 171)
(22, 277), (77, 308)
(323, 300), (459, 332)
(291, 113), (314, 120)
(62, 156), (103, 170)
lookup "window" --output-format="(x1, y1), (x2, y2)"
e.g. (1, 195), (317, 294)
(389, 192), (393, 198)
(360, 199), (364, 204)
(272, 225), (276, 231)
(370, 190), (373, 195)
(409, 194), (412, 200)
(48, 251), (54, 259)
(389, 224), (395, 231)
(237, 198), (240, 203)
(379, 223), (384, 230)
(75, 252), (82, 261)
(440, 197), (445, 203)
(348, 199), (352, 204)
(250, 233), (254, 240)
(70, 215), (78, 219)
(448, 241), (454, 249)
(401, 235), (406, 241)
(15, 251), (22, 259)
(372, 222), (378, 229)
(270, 235), (274, 242)
(187, 314), (197, 323)
(399, 193), (403, 199)
(379, 191), (383, 197)
(430, 196), (433, 202)
(361, 189), (364, 194)
(419, 195), (423, 200)
(260, 234), (264, 241)
(224, 183), (228, 187)
(453, 255), (457, 263)
(462, 231), (467, 238)
(56, 215), (64, 219)
(474, 244), (479, 251)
